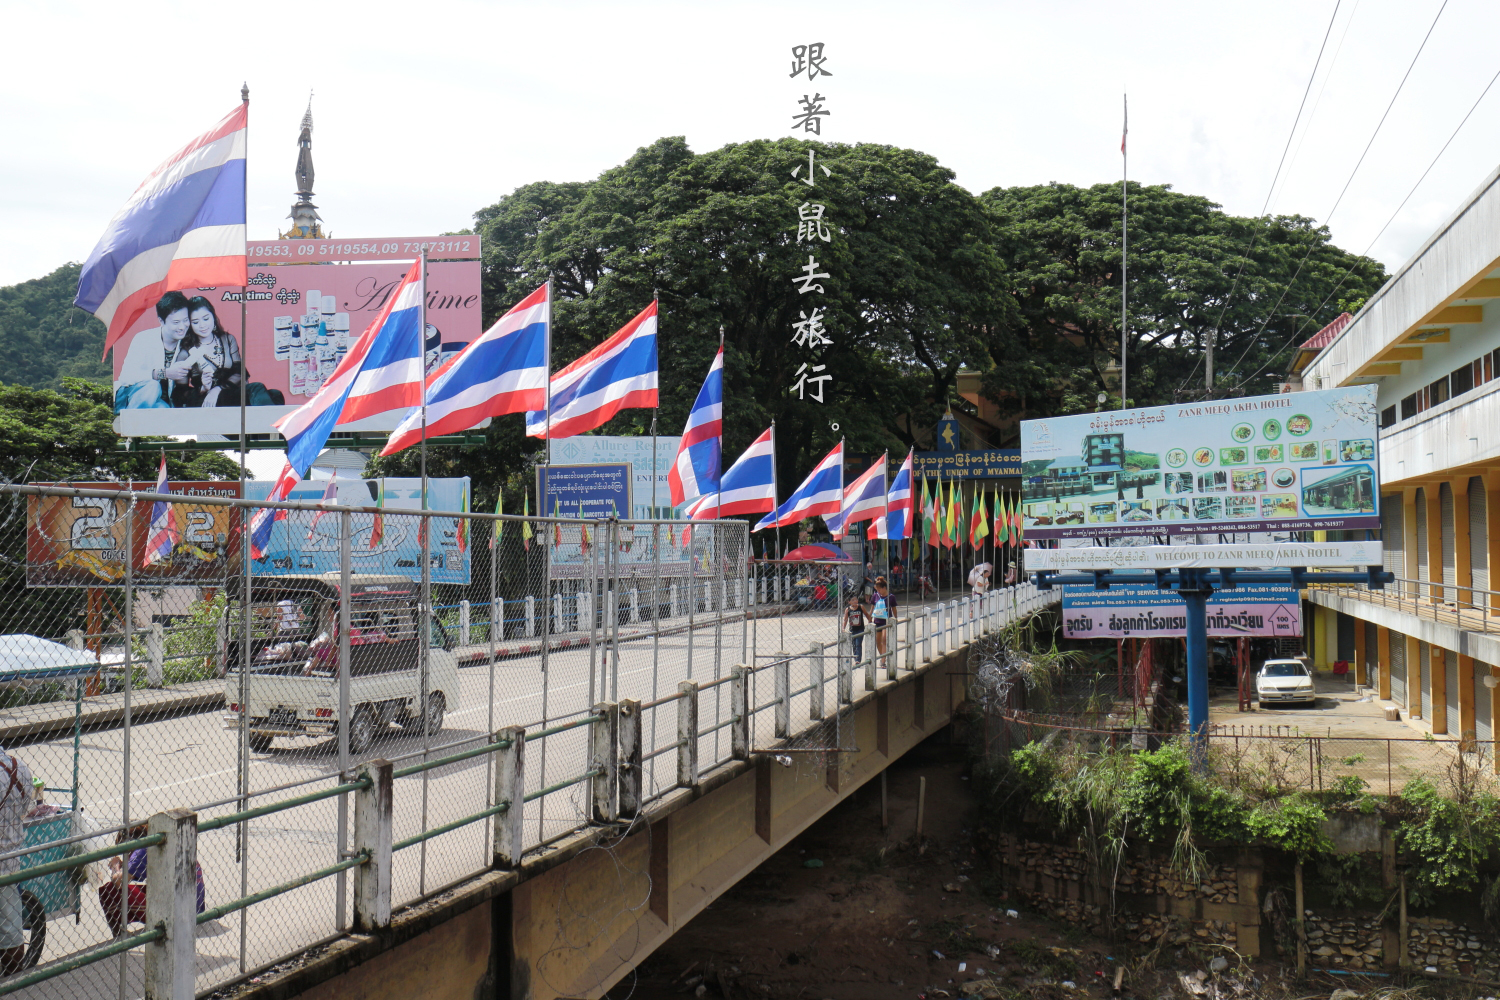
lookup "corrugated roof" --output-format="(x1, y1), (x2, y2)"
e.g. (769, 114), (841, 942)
(1300, 312), (1354, 353)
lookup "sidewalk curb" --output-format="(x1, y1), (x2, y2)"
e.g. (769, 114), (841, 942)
(0, 690), (226, 746)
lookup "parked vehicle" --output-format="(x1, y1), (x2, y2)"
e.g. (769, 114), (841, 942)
(1255, 658), (1315, 707)
(223, 575), (459, 756)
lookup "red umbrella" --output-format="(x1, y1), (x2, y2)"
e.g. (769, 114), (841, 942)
(780, 543), (852, 562)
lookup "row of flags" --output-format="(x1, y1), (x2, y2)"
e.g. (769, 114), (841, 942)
(76, 101), (1023, 558)
(918, 476), (1024, 551)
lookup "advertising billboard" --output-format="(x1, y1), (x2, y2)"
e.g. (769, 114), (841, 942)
(1019, 385), (1379, 539)
(1061, 583), (1303, 639)
(912, 449), (1021, 479)
(27, 481), (241, 588)
(110, 238), (482, 438)
(548, 436), (680, 516)
(243, 477), (471, 584)
(537, 463), (699, 579)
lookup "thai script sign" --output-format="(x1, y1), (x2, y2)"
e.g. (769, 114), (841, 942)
(1062, 583), (1302, 638)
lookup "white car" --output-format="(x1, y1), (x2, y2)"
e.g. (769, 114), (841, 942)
(1256, 658), (1316, 707)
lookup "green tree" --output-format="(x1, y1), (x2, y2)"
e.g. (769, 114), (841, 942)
(0, 263), (113, 390)
(470, 137), (1015, 510)
(979, 181), (1387, 413)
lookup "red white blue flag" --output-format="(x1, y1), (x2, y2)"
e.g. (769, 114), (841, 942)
(525, 301), (658, 439)
(383, 283), (549, 455)
(248, 463), (302, 561)
(141, 451), (177, 568)
(825, 454), (886, 540)
(667, 345), (723, 506)
(76, 103), (248, 359)
(275, 261), (424, 477)
(685, 425), (776, 520)
(754, 440), (842, 530)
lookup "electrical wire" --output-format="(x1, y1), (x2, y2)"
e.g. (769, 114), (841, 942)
(1215, 0), (1450, 390)
(1176, 0), (1345, 395)
(1237, 57), (1500, 391)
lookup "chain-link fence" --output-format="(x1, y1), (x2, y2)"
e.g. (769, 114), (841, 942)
(0, 482), (1061, 999)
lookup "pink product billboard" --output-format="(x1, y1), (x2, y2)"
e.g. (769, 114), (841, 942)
(1060, 584), (1302, 640)
(111, 242), (482, 438)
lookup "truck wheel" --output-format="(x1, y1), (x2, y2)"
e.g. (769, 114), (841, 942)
(422, 693), (446, 737)
(19, 889), (44, 969)
(248, 734), (273, 754)
(348, 708), (376, 756)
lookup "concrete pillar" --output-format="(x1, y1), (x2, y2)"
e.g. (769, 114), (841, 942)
(922, 609), (932, 663)
(1432, 647), (1449, 735)
(1489, 471), (1500, 616)
(774, 653), (791, 738)
(730, 666), (749, 760)
(553, 592), (563, 635)
(493, 597), (504, 643)
(146, 621), (164, 688)
(1427, 486), (1444, 603)
(143, 809), (197, 1000)
(1354, 617), (1368, 688)
(493, 726), (526, 869)
(1377, 626), (1392, 701)
(837, 634), (852, 705)
(1407, 634), (1423, 719)
(459, 600), (471, 646)
(905, 613), (916, 671)
(619, 699), (642, 818)
(808, 642), (824, 720)
(677, 681), (699, 788)
(630, 587), (639, 626)
(525, 595), (536, 638)
(1403, 487), (1420, 600)
(1455, 478), (1473, 610)
(353, 759), (393, 932)
(671, 582), (682, 619)
(1459, 654), (1477, 744)
(936, 603), (947, 657)
(590, 702), (619, 823)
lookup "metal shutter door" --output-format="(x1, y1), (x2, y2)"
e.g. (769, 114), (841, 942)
(1441, 482), (1456, 603)
(1477, 660), (1494, 744)
(1471, 477), (1489, 598)
(1382, 493), (1404, 585)
(1390, 634), (1407, 707)
(1444, 647), (1459, 735)
(1421, 642), (1432, 720)
(1416, 489), (1429, 586)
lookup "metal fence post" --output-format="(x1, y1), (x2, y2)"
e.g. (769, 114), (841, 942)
(143, 808), (198, 1000)
(731, 665), (750, 760)
(774, 654), (791, 738)
(146, 621), (165, 688)
(678, 681), (700, 788)
(494, 726), (526, 868)
(525, 595), (536, 638)
(459, 600), (471, 646)
(619, 699), (642, 817)
(353, 759), (393, 932)
(905, 614), (916, 671)
(809, 642), (825, 719)
(591, 702), (619, 823)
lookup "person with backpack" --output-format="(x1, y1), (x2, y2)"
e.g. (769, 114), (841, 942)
(0, 749), (33, 973)
(842, 594), (867, 662)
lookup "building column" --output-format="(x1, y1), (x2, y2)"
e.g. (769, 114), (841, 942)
(1455, 478), (1473, 611)
(1407, 634), (1423, 719)
(1432, 646), (1448, 735)
(1322, 606), (1339, 670)
(1403, 487), (1421, 601)
(1354, 620), (1368, 688)
(1426, 484), (1444, 604)
(1458, 653), (1476, 742)
(1376, 626), (1392, 701)
(1488, 472), (1500, 616)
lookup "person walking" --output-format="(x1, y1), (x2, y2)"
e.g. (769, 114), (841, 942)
(0, 748), (32, 973)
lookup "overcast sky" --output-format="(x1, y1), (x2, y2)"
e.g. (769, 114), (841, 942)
(5, 0), (1497, 477)
(5, 0), (1499, 293)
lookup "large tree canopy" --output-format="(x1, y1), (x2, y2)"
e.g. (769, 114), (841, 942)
(0, 264), (112, 390)
(981, 181), (1387, 414)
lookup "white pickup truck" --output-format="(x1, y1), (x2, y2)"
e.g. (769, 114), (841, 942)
(223, 574), (459, 756)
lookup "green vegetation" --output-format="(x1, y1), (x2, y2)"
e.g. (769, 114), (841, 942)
(0, 264), (111, 391)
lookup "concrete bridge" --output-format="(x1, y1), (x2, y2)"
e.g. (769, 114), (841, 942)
(227, 587), (1058, 1000)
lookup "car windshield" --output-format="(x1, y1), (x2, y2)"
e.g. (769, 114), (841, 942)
(1263, 662), (1307, 677)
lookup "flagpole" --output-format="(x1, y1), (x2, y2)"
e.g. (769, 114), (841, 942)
(544, 277), (554, 468)
(651, 294), (659, 518)
(1121, 92), (1129, 411)
(235, 83), (252, 974)
(415, 245), (433, 896)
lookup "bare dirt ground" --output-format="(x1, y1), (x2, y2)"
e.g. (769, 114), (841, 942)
(613, 734), (1485, 1000)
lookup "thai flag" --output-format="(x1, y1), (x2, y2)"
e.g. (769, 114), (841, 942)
(247, 463), (302, 561)
(667, 347), (723, 506)
(884, 450), (915, 540)
(525, 301), (658, 439)
(684, 425), (776, 520)
(141, 452), (177, 567)
(824, 455), (886, 539)
(305, 475), (339, 540)
(754, 441), (842, 531)
(275, 261), (424, 476)
(383, 284), (549, 455)
(76, 103), (247, 359)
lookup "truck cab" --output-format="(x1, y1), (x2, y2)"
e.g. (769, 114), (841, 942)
(223, 574), (459, 756)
